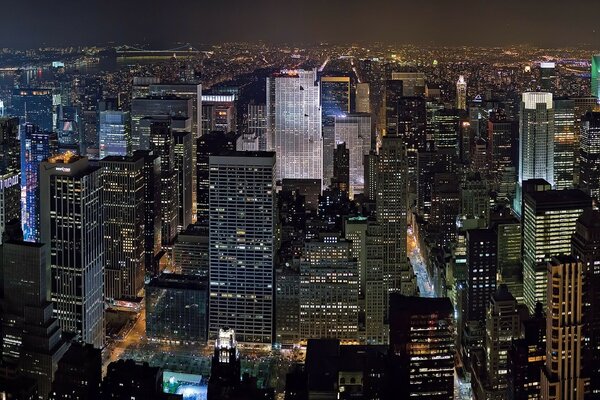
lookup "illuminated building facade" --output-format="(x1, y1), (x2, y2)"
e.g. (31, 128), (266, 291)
(208, 152), (275, 344)
(20, 124), (58, 242)
(571, 210), (600, 398)
(239, 104), (267, 151)
(518, 92), (554, 188)
(456, 75), (467, 110)
(553, 98), (575, 190)
(39, 154), (104, 348)
(389, 295), (455, 400)
(522, 189), (591, 313)
(100, 155), (145, 301)
(267, 69), (322, 184)
(592, 55), (600, 102)
(540, 257), (586, 400)
(299, 237), (359, 342)
(98, 111), (130, 159)
(376, 135), (412, 297)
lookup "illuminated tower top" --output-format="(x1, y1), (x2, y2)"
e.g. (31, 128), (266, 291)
(456, 75), (467, 111)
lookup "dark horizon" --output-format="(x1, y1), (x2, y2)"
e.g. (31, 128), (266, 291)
(4, 0), (600, 49)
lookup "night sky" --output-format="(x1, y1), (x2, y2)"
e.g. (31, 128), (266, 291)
(3, 0), (600, 48)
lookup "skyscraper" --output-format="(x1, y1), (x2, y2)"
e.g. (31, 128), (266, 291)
(39, 154), (104, 348)
(432, 108), (460, 154)
(299, 237), (359, 342)
(398, 96), (427, 200)
(383, 79), (403, 136)
(240, 104), (267, 151)
(208, 152), (275, 344)
(267, 69), (322, 184)
(539, 62), (557, 92)
(540, 257), (586, 400)
(1, 236), (70, 399)
(355, 82), (370, 113)
(100, 155), (145, 302)
(487, 110), (517, 201)
(591, 55), (600, 101)
(20, 124), (58, 242)
(196, 131), (238, 225)
(522, 189), (591, 313)
(334, 113), (371, 196)
(580, 111), (600, 200)
(0, 118), (21, 243)
(571, 209), (600, 398)
(148, 119), (179, 246)
(376, 134), (410, 298)
(518, 92), (555, 186)
(456, 75), (467, 110)
(553, 98), (576, 190)
(135, 150), (162, 278)
(173, 131), (193, 231)
(389, 295), (454, 400)
(130, 96), (192, 151)
(321, 76), (351, 185)
(465, 228), (498, 323)
(482, 285), (519, 397)
(98, 111), (130, 159)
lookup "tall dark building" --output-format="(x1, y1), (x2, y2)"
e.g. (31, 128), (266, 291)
(487, 110), (517, 201)
(507, 304), (545, 400)
(580, 111), (600, 201)
(398, 96), (427, 198)
(332, 142), (349, 193)
(196, 131), (237, 225)
(100, 155), (146, 301)
(383, 80), (403, 136)
(0, 118), (21, 243)
(1, 233), (70, 399)
(465, 228), (498, 323)
(149, 120), (179, 246)
(135, 150), (162, 277)
(389, 295), (454, 400)
(173, 130), (193, 231)
(571, 209), (600, 399)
